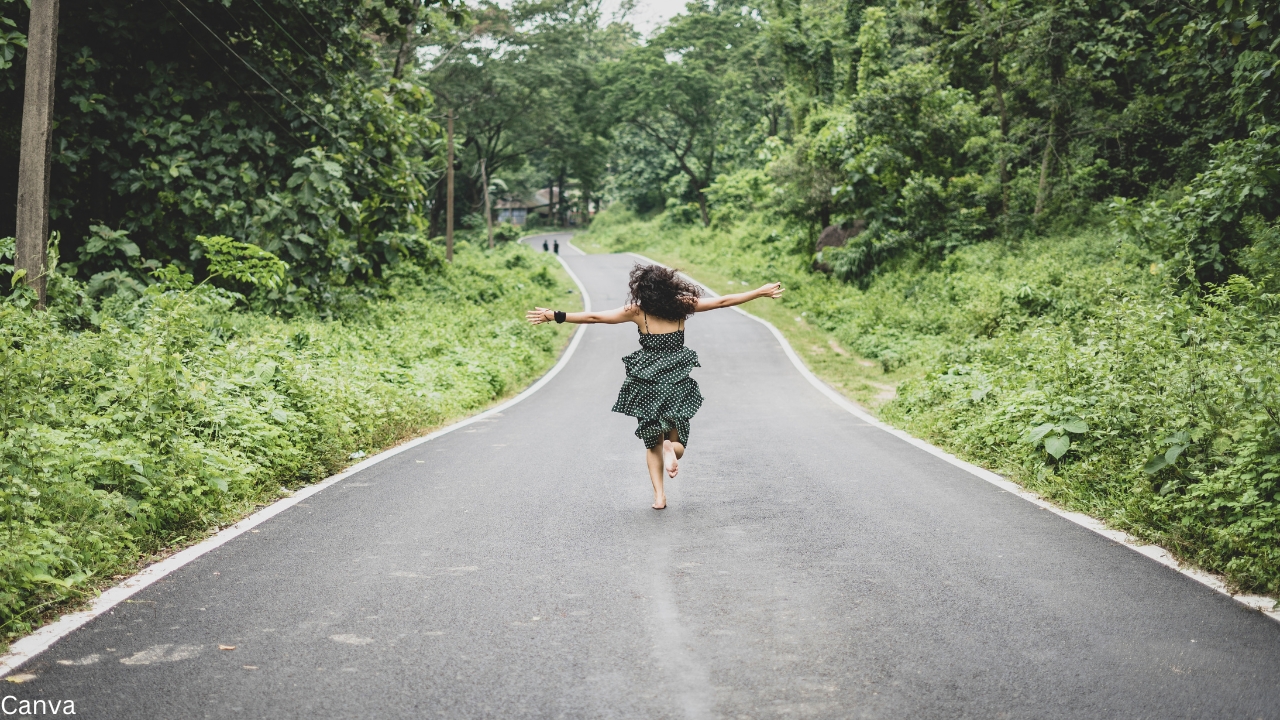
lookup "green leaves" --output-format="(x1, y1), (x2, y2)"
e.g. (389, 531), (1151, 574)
(1026, 415), (1089, 460)
(0, 5), (25, 76)
(793, 59), (996, 282)
(8, 0), (444, 302)
(82, 225), (140, 261)
(1060, 417), (1089, 434)
(1143, 431), (1191, 477)
(196, 235), (289, 291)
(1043, 434), (1071, 460)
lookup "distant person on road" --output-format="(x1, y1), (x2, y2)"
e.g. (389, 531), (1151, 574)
(553, 239), (560, 254)
(542, 239), (549, 252)
(527, 265), (783, 509)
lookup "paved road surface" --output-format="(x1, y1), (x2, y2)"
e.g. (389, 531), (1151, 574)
(8, 236), (1280, 719)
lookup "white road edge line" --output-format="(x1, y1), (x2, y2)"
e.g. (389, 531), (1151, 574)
(0, 254), (593, 677)
(625, 252), (1280, 624)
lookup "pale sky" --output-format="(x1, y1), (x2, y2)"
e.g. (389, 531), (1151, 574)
(490, 0), (689, 39)
(600, 0), (691, 36)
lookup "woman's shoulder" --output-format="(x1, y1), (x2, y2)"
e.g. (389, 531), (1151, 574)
(618, 304), (645, 323)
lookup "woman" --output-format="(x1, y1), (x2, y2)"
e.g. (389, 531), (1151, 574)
(527, 264), (784, 509)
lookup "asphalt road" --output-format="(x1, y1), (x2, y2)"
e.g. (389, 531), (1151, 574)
(8, 235), (1280, 719)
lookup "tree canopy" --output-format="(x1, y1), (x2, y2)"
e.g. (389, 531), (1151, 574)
(1, 0), (460, 305)
(2, 0), (1278, 297)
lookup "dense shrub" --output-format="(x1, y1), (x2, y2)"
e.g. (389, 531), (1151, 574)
(0, 241), (574, 640)
(887, 272), (1280, 592)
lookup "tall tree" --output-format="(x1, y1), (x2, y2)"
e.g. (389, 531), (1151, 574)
(423, 0), (615, 232)
(600, 2), (779, 225)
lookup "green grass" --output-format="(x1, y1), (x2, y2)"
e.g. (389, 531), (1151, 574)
(0, 241), (579, 646)
(579, 207), (1280, 598)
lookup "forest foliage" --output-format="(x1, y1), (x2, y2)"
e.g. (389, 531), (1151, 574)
(0, 0), (477, 304)
(3, 1), (1277, 295)
(599, 0), (1280, 289)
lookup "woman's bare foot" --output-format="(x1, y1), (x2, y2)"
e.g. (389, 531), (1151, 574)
(653, 494), (667, 509)
(663, 440), (679, 478)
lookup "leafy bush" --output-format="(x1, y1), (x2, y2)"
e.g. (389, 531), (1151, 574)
(196, 235), (289, 291)
(1113, 125), (1280, 285)
(492, 222), (522, 244)
(792, 60), (997, 282)
(887, 273), (1280, 592)
(0, 241), (574, 640)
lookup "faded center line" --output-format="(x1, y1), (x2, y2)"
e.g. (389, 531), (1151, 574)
(650, 539), (714, 720)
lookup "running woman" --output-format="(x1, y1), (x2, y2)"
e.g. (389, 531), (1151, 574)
(527, 264), (784, 509)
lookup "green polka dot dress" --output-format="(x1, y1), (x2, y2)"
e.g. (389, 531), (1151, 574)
(611, 316), (703, 449)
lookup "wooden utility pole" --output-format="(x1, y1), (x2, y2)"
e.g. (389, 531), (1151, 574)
(445, 109), (454, 262)
(481, 158), (493, 249)
(15, 0), (60, 309)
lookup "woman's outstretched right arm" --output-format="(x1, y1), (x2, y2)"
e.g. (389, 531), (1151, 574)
(526, 305), (636, 325)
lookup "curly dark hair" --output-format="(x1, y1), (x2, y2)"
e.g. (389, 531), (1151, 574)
(627, 264), (702, 321)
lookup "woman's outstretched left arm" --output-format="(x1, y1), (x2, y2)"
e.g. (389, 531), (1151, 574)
(693, 282), (784, 312)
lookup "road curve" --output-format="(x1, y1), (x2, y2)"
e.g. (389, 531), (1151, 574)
(7, 238), (1280, 719)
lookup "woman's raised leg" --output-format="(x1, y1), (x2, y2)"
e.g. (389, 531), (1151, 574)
(662, 428), (684, 479)
(645, 444), (667, 509)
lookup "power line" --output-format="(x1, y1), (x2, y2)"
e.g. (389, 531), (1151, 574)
(245, 0), (334, 75)
(157, 0), (309, 152)
(155, 0), (434, 205)
(167, 0), (428, 190)
(214, 0), (344, 102)
(159, 0), (405, 199)
(279, 0), (354, 68)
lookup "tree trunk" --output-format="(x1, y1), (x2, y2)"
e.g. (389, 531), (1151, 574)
(392, 0), (421, 79)
(991, 57), (1010, 216)
(1034, 110), (1055, 216)
(974, 0), (1011, 216)
(1035, 25), (1065, 218)
(393, 36), (413, 79)
(697, 146), (715, 227)
(556, 170), (566, 226)
(15, 0), (60, 309)
(481, 158), (493, 248)
(546, 178), (555, 227)
(446, 110), (454, 261)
